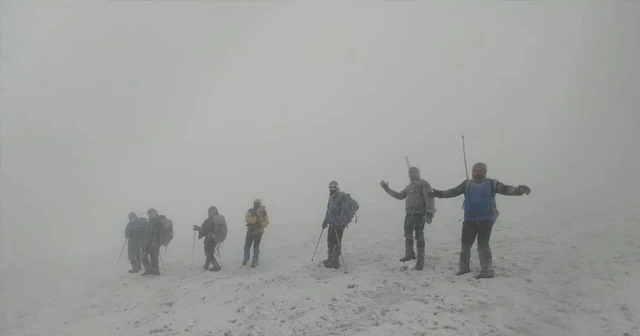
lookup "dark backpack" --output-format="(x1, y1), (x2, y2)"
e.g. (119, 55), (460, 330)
(211, 214), (228, 244)
(158, 215), (174, 247)
(344, 193), (360, 224)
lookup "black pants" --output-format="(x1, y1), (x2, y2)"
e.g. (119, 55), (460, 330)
(404, 213), (425, 256)
(127, 240), (142, 270)
(244, 232), (263, 260)
(327, 225), (345, 258)
(460, 220), (495, 272)
(204, 242), (219, 268)
(141, 245), (160, 272)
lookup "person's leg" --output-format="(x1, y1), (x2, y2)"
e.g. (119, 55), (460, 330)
(413, 214), (426, 270)
(400, 214), (416, 262)
(243, 231), (253, 265)
(476, 221), (495, 278)
(251, 233), (263, 267)
(458, 221), (479, 275)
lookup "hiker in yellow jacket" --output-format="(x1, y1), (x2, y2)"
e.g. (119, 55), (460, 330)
(243, 198), (269, 268)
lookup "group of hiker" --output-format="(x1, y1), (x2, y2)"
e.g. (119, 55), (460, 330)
(123, 161), (531, 279)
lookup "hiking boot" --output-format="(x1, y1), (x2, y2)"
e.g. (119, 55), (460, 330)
(476, 271), (494, 279)
(456, 269), (471, 276)
(251, 260), (258, 268)
(242, 259), (248, 266)
(399, 254), (416, 262)
(209, 265), (221, 272)
(140, 270), (152, 276)
(152, 269), (160, 275)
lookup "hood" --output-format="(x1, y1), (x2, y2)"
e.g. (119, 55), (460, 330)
(208, 206), (219, 217)
(408, 167), (421, 181)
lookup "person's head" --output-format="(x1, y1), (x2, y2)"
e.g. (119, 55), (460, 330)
(253, 199), (262, 209)
(147, 208), (159, 219)
(408, 167), (421, 181)
(208, 206), (219, 217)
(472, 162), (488, 180)
(128, 212), (138, 221)
(328, 181), (339, 195)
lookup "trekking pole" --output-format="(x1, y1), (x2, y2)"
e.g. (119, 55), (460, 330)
(159, 252), (166, 272)
(311, 228), (325, 262)
(214, 242), (223, 268)
(405, 156), (411, 169)
(461, 134), (469, 181)
(117, 238), (128, 264)
(334, 229), (347, 274)
(190, 231), (196, 269)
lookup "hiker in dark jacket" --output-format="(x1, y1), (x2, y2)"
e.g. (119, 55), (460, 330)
(380, 166), (436, 271)
(125, 212), (147, 273)
(141, 208), (161, 276)
(428, 162), (531, 279)
(322, 181), (351, 269)
(193, 206), (222, 272)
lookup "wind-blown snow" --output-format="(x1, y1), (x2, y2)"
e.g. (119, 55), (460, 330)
(2, 204), (638, 336)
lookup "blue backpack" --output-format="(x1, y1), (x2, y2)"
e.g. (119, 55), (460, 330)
(462, 179), (498, 221)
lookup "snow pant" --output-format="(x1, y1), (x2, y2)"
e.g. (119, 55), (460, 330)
(326, 225), (345, 260)
(460, 220), (495, 273)
(204, 242), (220, 270)
(141, 245), (160, 273)
(127, 240), (142, 271)
(244, 232), (263, 262)
(404, 213), (425, 258)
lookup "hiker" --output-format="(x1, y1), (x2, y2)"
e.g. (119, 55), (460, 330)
(380, 166), (435, 271)
(244, 199), (269, 268)
(141, 208), (162, 276)
(124, 212), (147, 273)
(428, 162), (531, 278)
(321, 181), (351, 269)
(193, 206), (224, 272)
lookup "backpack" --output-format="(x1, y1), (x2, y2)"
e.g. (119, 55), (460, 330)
(211, 214), (228, 244)
(462, 179), (497, 220)
(344, 193), (360, 224)
(158, 215), (174, 247)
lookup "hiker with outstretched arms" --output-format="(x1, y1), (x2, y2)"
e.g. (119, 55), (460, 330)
(141, 208), (162, 276)
(124, 212), (147, 273)
(428, 162), (531, 279)
(322, 181), (351, 269)
(380, 166), (436, 271)
(244, 199), (269, 268)
(193, 206), (225, 272)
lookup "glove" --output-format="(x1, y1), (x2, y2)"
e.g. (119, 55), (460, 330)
(423, 213), (433, 225)
(379, 181), (389, 190)
(427, 190), (442, 198)
(517, 185), (531, 195)
(322, 222), (328, 229)
(192, 225), (200, 231)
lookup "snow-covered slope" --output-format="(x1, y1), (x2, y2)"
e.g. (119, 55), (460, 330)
(2, 207), (639, 336)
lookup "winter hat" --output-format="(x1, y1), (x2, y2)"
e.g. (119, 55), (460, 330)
(253, 198), (262, 205)
(128, 212), (138, 220)
(329, 181), (339, 187)
(473, 162), (488, 174)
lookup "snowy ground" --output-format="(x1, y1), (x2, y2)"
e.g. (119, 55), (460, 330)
(2, 204), (639, 336)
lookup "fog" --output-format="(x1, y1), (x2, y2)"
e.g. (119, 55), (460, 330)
(1, 1), (638, 282)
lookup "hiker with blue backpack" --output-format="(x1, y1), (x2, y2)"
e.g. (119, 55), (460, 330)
(380, 166), (436, 271)
(428, 162), (531, 279)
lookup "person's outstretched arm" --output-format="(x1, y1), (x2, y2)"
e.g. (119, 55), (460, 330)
(494, 180), (531, 196)
(428, 181), (467, 198)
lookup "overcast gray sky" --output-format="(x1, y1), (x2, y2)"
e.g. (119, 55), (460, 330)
(1, 1), (638, 275)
